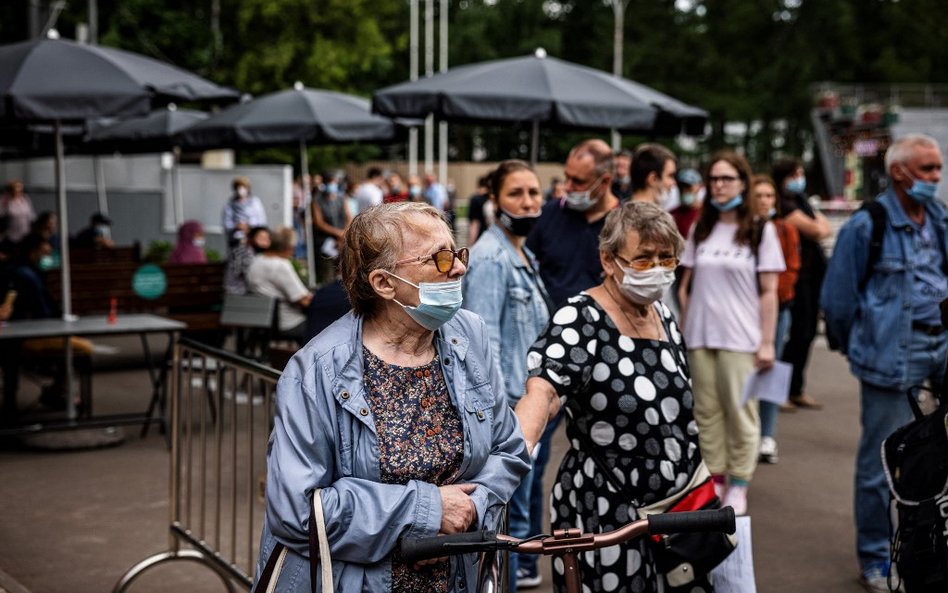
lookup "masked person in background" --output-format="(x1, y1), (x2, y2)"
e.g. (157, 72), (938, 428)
(610, 149), (634, 202)
(168, 220), (208, 265)
(772, 157), (831, 410)
(222, 176), (267, 248)
(520, 139), (619, 588)
(677, 151), (785, 516)
(252, 201), (529, 593)
(462, 160), (551, 591)
(517, 201), (711, 593)
(821, 134), (947, 593)
(72, 212), (114, 250)
(630, 143), (678, 209)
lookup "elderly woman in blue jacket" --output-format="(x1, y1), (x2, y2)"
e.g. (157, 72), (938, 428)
(253, 201), (531, 593)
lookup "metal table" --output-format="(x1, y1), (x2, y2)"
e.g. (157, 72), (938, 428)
(0, 314), (186, 443)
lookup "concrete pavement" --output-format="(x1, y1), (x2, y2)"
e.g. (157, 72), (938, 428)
(0, 333), (871, 593)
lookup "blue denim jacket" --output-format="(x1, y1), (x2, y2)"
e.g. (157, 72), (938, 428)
(463, 225), (552, 406)
(253, 309), (530, 593)
(821, 189), (948, 390)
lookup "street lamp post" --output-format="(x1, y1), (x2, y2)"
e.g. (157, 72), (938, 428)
(609, 0), (630, 151)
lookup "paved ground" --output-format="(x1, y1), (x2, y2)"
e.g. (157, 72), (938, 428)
(0, 333), (872, 593)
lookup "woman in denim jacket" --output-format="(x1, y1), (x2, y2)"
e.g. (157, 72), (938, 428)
(252, 202), (530, 593)
(462, 160), (551, 590)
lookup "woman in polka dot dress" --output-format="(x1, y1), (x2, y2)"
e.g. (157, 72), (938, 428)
(516, 202), (711, 593)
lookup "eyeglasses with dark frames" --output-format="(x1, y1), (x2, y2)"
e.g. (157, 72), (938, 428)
(395, 247), (470, 273)
(708, 175), (740, 185)
(614, 254), (679, 271)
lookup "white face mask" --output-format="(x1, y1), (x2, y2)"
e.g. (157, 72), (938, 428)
(193, 238), (206, 247)
(616, 264), (676, 305)
(564, 176), (605, 211)
(237, 186), (249, 198)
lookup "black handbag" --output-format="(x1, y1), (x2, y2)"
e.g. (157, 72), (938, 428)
(638, 470), (737, 590)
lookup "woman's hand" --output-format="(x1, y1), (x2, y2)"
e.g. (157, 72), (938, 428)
(411, 484), (477, 569)
(755, 341), (775, 371)
(438, 483), (477, 534)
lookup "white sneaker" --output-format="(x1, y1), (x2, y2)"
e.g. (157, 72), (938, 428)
(723, 484), (748, 516)
(516, 567), (542, 589)
(759, 436), (779, 464)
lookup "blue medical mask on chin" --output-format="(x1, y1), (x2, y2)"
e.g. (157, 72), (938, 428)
(711, 194), (743, 212)
(387, 272), (463, 331)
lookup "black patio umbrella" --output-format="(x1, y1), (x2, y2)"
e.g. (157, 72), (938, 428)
(82, 106), (209, 223)
(0, 36), (239, 317)
(372, 49), (708, 162)
(85, 106), (208, 152)
(177, 83), (401, 286)
(176, 83), (398, 148)
(0, 37), (239, 121)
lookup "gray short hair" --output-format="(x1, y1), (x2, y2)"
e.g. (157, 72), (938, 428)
(339, 202), (448, 317)
(599, 201), (684, 257)
(884, 134), (940, 171)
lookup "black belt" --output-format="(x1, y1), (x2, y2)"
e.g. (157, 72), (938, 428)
(912, 321), (945, 336)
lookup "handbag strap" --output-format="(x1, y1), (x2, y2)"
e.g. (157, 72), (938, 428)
(309, 488), (333, 593)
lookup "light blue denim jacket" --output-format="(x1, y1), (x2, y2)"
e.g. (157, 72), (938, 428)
(462, 224), (552, 406)
(821, 189), (948, 390)
(253, 309), (530, 593)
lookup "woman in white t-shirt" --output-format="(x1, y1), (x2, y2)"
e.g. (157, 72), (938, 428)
(677, 151), (785, 515)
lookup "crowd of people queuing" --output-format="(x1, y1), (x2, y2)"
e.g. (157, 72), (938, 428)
(251, 134), (944, 593)
(2, 132), (941, 593)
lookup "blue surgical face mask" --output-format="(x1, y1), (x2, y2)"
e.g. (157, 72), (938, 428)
(326, 182), (339, 194)
(900, 166), (939, 204)
(785, 176), (806, 195)
(387, 272), (463, 331)
(711, 194), (743, 212)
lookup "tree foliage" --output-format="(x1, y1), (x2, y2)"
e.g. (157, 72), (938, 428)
(1, 0), (946, 169)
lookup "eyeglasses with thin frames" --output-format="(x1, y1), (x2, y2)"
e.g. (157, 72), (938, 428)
(395, 247), (470, 273)
(614, 254), (679, 271)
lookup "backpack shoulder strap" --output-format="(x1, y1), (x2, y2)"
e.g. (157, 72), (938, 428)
(859, 200), (887, 292)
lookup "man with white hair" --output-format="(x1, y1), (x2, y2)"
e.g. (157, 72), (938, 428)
(821, 133), (946, 593)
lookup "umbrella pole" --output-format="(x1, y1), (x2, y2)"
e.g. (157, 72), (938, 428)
(530, 120), (539, 167)
(93, 156), (109, 215)
(55, 122), (73, 321)
(301, 140), (317, 288)
(55, 121), (78, 422)
(172, 148), (183, 228)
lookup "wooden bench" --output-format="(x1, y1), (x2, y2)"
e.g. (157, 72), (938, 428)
(45, 262), (226, 332)
(68, 244), (140, 265)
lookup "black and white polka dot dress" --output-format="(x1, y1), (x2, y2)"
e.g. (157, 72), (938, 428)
(526, 293), (709, 593)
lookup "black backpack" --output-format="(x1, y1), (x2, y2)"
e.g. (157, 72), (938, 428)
(882, 386), (948, 593)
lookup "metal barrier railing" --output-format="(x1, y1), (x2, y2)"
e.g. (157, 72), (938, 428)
(114, 337), (281, 593)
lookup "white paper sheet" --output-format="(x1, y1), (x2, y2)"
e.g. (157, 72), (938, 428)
(710, 516), (757, 593)
(740, 361), (792, 406)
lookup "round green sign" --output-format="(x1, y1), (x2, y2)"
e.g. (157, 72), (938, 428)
(132, 264), (167, 300)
